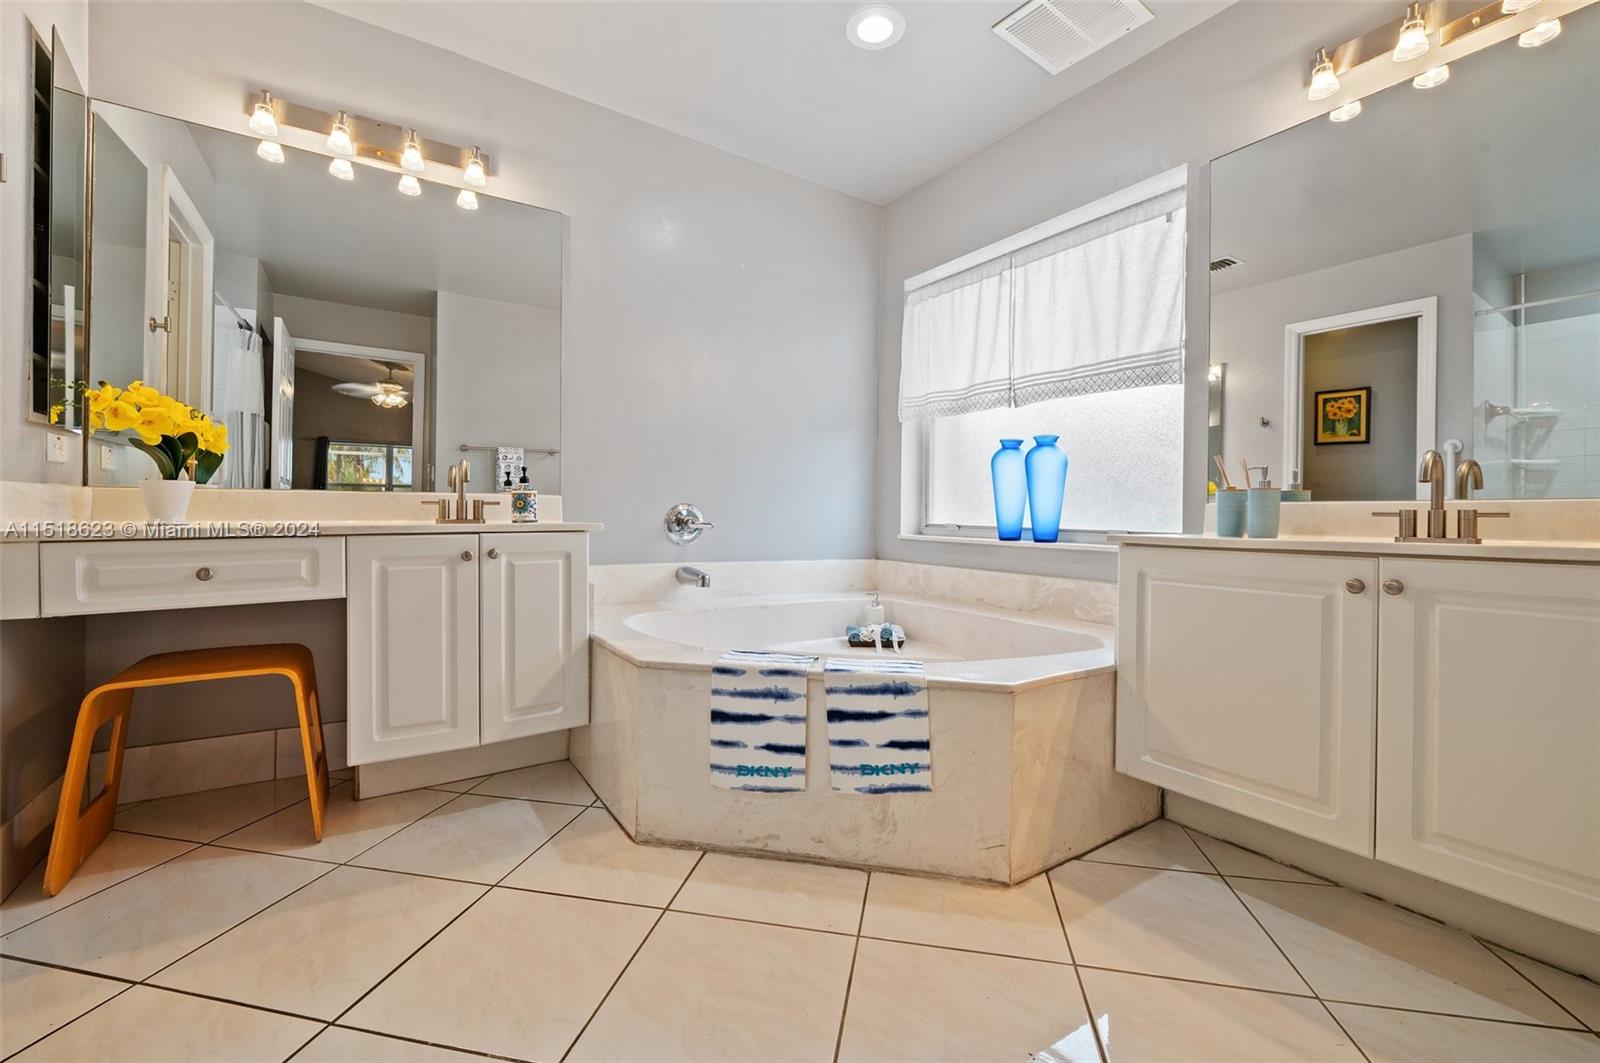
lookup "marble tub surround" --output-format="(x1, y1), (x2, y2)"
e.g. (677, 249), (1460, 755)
(589, 558), (875, 607)
(574, 640), (1155, 884)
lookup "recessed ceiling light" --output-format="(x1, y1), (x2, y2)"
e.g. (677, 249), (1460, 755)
(1412, 64), (1449, 89)
(848, 5), (904, 50)
(1329, 99), (1363, 123)
(1518, 17), (1560, 46)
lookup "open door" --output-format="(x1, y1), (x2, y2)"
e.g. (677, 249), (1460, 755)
(270, 317), (297, 489)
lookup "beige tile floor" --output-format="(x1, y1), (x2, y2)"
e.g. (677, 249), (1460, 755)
(3, 761), (1597, 1063)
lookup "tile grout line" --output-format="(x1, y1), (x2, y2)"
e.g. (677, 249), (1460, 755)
(0, 835), (202, 937)
(1474, 935), (1595, 1033)
(324, 1022), (537, 1063)
(1179, 824), (1372, 1063)
(1045, 871), (1109, 1063)
(0, 976), (139, 1062)
(829, 871), (871, 1063)
(557, 849), (708, 1063)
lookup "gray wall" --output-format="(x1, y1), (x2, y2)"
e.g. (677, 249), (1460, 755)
(873, 1), (1461, 580)
(1301, 319), (1419, 501)
(86, 0), (880, 566)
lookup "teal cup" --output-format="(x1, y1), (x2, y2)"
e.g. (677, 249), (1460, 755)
(1280, 488), (1312, 503)
(1215, 490), (1247, 537)
(1247, 487), (1282, 539)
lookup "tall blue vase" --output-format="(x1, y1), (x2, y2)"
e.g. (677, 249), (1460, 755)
(990, 439), (1027, 541)
(1025, 435), (1068, 543)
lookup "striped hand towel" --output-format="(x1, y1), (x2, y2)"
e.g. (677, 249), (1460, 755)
(708, 650), (816, 793)
(824, 657), (932, 794)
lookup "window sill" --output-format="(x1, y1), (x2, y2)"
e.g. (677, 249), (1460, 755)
(898, 532), (1118, 554)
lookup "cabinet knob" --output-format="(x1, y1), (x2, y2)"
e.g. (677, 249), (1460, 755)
(1382, 578), (1404, 596)
(461, 550), (474, 562)
(195, 567), (213, 581)
(1345, 577), (1365, 595)
(487, 547), (501, 560)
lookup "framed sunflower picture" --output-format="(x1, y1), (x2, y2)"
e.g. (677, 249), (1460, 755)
(1314, 387), (1371, 445)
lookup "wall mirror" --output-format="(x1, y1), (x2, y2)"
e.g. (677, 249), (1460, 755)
(1210, 6), (1598, 501)
(78, 99), (563, 493)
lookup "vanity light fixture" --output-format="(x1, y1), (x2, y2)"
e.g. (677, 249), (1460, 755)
(247, 91), (279, 137)
(1329, 99), (1363, 123)
(1412, 64), (1450, 88)
(328, 156), (355, 181)
(1307, 48), (1340, 100)
(456, 188), (479, 211)
(1501, 0), (1540, 11)
(1392, 3), (1431, 61)
(400, 130), (425, 173)
(397, 173), (422, 197)
(256, 138), (285, 163)
(463, 147), (487, 188)
(847, 4), (905, 50)
(1518, 17), (1560, 45)
(327, 111), (355, 157)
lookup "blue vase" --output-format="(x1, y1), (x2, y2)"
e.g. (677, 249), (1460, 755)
(1025, 435), (1068, 542)
(990, 439), (1027, 541)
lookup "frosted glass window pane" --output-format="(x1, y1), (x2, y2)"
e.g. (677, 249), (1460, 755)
(926, 384), (1183, 533)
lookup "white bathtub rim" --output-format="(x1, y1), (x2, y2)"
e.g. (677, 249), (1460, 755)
(591, 590), (1115, 693)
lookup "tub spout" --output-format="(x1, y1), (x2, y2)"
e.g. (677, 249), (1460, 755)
(676, 566), (711, 588)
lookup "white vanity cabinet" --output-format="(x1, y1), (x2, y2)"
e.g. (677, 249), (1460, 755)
(1116, 546), (1379, 854)
(1375, 557), (1600, 932)
(347, 531), (590, 766)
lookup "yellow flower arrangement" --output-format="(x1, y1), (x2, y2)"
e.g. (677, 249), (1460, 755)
(66, 380), (229, 482)
(1324, 396), (1361, 422)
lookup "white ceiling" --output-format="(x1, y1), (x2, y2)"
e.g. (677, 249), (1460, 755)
(311, 0), (1233, 204)
(1211, 9), (1599, 295)
(186, 121), (564, 316)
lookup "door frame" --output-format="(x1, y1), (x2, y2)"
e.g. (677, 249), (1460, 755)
(159, 165), (214, 408)
(1282, 296), (1436, 500)
(291, 338), (428, 492)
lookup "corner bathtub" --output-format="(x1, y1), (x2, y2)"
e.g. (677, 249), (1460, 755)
(572, 592), (1158, 883)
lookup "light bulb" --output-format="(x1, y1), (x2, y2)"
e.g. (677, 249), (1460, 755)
(1307, 49), (1340, 101)
(1412, 64), (1449, 89)
(1393, 5), (1430, 62)
(327, 111), (354, 157)
(1518, 17), (1560, 46)
(1501, 0), (1541, 12)
(247, 92), (279, 137)
(463, 147), (486, 187)
(846, 5), (904, 49)
(1329, 99), (1363, 123)
(328, 157), (354, 181)
(456, 188), (479, 211)
(397, 173), (421, 197)
(256, 139), (285, 163)
(400, 130), (425, 173)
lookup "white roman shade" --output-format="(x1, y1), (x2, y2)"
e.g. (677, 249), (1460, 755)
(898, 177), (1186, 422)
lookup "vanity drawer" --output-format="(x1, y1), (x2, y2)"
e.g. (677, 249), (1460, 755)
(39, 538), (346, 616)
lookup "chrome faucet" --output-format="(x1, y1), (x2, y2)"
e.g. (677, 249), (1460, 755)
(676, 566), (711, 588)
(1453, 458), (1509, 543)
(1418, 449), (1447, 540)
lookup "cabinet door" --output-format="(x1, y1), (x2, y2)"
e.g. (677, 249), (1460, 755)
(479, 532), (589, 744)
(1377, 558), (1600, 931)
(347, 535), (480, 765)
(1116, 546), (1379, 854)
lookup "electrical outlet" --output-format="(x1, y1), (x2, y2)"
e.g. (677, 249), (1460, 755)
(99, 443), (117, 470)
(45, 433), (68, 463)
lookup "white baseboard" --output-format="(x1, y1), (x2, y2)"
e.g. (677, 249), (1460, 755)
(355, 733), (569, 798)
(1166, 793), (1600, 981)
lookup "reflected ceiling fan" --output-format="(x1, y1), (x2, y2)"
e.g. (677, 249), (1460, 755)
(332, 362), (410, 409)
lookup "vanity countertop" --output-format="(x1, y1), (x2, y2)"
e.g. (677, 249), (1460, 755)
(2, 519), (601, 543)
(1108, 533), (1599, 564)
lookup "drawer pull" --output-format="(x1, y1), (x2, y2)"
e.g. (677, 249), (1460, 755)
(1383, 578), (1404, 596)
(487, 547), (501, 560)
(461, 550), (474, 562)
(1345, 578), (1365, 595)
(195, 567), (214, 582)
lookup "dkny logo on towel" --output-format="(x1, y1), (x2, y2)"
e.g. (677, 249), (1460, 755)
(735, 765), (796, 778)
(858, 762), (924, 777)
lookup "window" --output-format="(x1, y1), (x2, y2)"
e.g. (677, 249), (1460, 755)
(323, 441), (412, 491)
(900, 168), (1187, 537)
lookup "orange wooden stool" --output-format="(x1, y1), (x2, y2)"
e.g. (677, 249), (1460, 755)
(43, 643), (329, 896)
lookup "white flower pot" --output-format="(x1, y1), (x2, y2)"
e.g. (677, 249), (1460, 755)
(139, 478), (195, 523)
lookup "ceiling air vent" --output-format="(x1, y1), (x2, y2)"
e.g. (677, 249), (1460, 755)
(993, 0), (1154, 76)
(1209, 255), (1242, 273)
